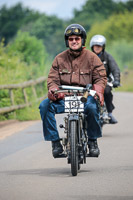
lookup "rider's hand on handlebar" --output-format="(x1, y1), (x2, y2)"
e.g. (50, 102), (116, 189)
(113, 80), (120, 88)
(57, 92), (65, 100)
(48, 87), (64, 101)
(93, 84), (104, 106)
(48, 87), (58, 101)
(95, 93), (104, 107)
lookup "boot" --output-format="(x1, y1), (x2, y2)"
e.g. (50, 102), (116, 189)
(88, 139), (100, 157)
(108, 113), (118, 124)
(52, 140), (63, 158)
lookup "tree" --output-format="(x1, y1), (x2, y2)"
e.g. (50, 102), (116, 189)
(86, 11), (133, 46)
(71, 0), (133, 32)
(86, 11), (133, 71)
(0, 31), (49, 86)
(0, 0), (133, 58)
(23, 15), (67, 57)
(0, 3), (41, 44)
(8, 31), (48, 66)
(125, 0), (133, 12)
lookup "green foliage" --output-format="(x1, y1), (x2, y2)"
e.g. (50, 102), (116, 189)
(0, 3), (41, 44)
(22, 15), (66, 56)
(0, 90), (11, 108)
(8, 31), (48, 66)
(106, 40), (133, 71)
(0, 33), (49, 121)
(86, 11), (133, 72)
(125, 0), (133, 12)
(0, 102), (41, 121)
(117, 70), (133, 92)
(0, 83), (47, 121)
(0, 32), (49, 84)
(86, 11), (133, 45)
(1, 0), (133, 57)
(15, 103), (41, 121)
(0, 111), (16, 121)
(71, 0), (133, 32)
(0, 40), (29, 84)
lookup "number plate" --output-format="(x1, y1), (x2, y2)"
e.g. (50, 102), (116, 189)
(65, 96), (84, 112)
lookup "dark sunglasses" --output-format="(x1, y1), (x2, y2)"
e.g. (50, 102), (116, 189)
(68, 37), (81, 42)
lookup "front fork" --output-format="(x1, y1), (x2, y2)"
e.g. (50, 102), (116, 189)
(60, 113), (88, 162)
(64, 113), (86, 164)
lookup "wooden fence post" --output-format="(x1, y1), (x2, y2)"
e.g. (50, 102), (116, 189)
(9, 89), (14, 105)
(22, 88), (28, 105)
(0, 76), (47, 114)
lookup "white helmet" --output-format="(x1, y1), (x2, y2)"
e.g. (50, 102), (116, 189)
(90, 35), (106, 50)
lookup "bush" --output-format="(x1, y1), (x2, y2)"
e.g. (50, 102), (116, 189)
(0, 32), (49, 121)
(117, 70), (133, 92)
(8, 31), (48, 66)
(15, 103), (41, 121)
(86, 11), (133, 45)
(106, 40), (133, 71)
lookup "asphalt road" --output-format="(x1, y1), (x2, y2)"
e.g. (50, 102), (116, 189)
(0, 92), (133, 200)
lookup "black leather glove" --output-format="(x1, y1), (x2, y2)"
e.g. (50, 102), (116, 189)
(113, 80), (120, 88)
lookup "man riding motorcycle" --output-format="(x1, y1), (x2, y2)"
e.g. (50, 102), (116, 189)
(39, 25), (107, 158)
(90, 35), (120, 124)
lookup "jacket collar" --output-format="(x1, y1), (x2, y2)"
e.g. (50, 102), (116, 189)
(68, 47), (85, 58)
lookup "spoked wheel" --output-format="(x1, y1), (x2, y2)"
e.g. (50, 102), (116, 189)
(70, 120), (78, 176)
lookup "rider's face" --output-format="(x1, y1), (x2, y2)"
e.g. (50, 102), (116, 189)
(93, 45), (103, 54)
(68, 35), (82, 50)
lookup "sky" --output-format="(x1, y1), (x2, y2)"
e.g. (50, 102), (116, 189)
(0, 0), (87, 19)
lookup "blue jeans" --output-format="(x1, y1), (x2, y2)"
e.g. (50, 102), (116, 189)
(39, 96), (102, 141)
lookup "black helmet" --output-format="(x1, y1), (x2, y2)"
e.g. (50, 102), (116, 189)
(64, 24), (87, 47)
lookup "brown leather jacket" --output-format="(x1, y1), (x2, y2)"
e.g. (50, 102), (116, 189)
(47, 48), (107, 90)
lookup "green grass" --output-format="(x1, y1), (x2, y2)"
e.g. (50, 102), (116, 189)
(16, 102), (41, 121)
(117, 70), (133, 92)
(0, 101), (43, 121)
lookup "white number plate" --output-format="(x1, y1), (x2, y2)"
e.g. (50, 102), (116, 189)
(65, 96), (84, 113)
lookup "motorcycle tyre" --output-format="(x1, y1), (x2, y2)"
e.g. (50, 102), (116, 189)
(70, 120), (78, 176)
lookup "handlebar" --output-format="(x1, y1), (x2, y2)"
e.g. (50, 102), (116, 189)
(80, 91), (89, 103)
(59, 85), (85, 91)
(57, 85), (96, 103)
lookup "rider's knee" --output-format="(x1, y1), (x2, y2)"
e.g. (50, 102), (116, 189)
(39, 98), (50, 111)
(84, 96), (97, 115)
(39, 99), (50, 121)
(84, 102), (97, 116)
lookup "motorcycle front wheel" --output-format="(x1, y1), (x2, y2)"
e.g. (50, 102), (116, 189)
(70, 120), (78, 176)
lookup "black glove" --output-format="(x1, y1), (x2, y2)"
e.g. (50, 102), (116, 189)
(113, 80), (120, 88)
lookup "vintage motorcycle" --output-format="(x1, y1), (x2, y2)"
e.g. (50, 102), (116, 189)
(55, 84), (97, 176)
